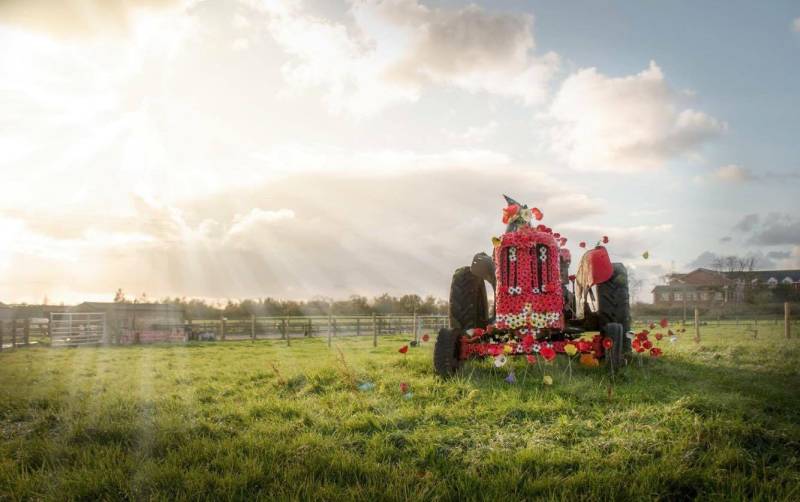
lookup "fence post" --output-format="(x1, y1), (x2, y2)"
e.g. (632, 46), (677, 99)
(24, 319), (30, 346)
(251, 315), (256, 342)
(412, 310), (418, 344)
(327, 315), (332, 348)
(372, 313), (377, 347)
(0, 321), (4, 352)
(308, 318), (312, 338)
(785, 303), (791, 340)
(694, 308), (700, 343)
(284, 318), (290, 346)
(221, 317), (226, 341)
(11, 319), (17, 348)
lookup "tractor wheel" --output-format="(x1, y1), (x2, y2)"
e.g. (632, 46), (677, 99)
(434, 328), (462, 377)
(603, 322), (625, 372)
(449, 267), (489, 330)
(596, 263), (632, 354)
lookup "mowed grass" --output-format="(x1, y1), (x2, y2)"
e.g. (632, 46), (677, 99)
(1, 324), (800, 501)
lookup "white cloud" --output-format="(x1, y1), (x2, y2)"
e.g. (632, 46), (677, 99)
(547, 61), (726, 171)
(227, 208), (295, 239)
(712, 164), (754, 183)
(444, 121), (499, 143)
(263, 0), (558, 116)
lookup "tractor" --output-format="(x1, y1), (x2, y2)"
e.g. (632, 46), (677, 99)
(433, 195), (632, 377)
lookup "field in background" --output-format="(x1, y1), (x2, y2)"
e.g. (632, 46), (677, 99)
(1, 324), (799, 499)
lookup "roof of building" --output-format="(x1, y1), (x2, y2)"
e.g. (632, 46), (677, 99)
(667, 268), (732, 287)
(724, 269), (800, 282)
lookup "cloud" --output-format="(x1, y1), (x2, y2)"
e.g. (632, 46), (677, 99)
(733, 213), (760, 233)
(2, 157), (610, 302)
(0, 0), (194, 38)
(547, 61), (726, 171)
(712, 164), (754, 183)
(686, 250), (782, 270)
(719, 236), (732, 243)
(263, 0), (558, 116)
(746, 214), (800, 246)
(794, 17), (800, 32)
(444, 121), (499, 143)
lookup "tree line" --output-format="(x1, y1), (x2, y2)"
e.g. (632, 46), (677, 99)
(113, 289), (448, 319)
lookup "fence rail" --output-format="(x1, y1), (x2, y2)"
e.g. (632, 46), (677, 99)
(1, 303), (796, 350)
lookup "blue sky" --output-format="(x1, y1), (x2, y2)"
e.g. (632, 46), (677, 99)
(0, 0), (798, 304)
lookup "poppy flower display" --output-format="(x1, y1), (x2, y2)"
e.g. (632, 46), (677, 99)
(660, 318), (669, 328)
(603, 338), (613, 349)
(532, 207), (543, 221)
(398, 345), (409, 354)
(650, 347), (663, 358)
(655, 333), (663, 341)
(502, 204), (520, 224)
(540, 346), (556, 361)
(643, 340), (653, 350)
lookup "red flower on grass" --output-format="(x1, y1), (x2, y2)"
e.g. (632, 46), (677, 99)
(526, 354), (537, 364)
(660, 318), (669, 328)
(400, 382), (410, 393)
(650, 348), (663, 358)
(643, 340), (653, 350)
(398, 345), (409, 354)
(603, 338), (613, 349)
(655, 333), (663, 341)
(422, 334), (430, 342)
(540, 347), (556, 361)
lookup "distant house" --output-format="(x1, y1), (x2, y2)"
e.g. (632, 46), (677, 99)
(74, 302), (185, 344)
(652, 268), (800, 305)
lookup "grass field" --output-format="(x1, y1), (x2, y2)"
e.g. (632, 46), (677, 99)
(2, 324), (800, 500)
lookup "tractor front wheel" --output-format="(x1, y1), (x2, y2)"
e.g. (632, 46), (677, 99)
(434, 329), (462, 377)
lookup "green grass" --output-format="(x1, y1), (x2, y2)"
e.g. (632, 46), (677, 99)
(1, 325), (800, 500)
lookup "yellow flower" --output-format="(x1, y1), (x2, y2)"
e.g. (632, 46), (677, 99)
(503, 344), (513, 354)
(491, 236), (501, 247)
(543, 375), (553, 385)
(564, 343), (578, 356)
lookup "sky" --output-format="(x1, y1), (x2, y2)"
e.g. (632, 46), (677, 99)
(1, 0), (799, 305)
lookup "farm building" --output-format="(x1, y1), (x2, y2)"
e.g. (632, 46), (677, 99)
(653, 268), (800, 305)
(74, 302), (186, 344)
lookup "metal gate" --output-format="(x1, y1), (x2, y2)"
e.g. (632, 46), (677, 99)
(49, 312), (106, 347)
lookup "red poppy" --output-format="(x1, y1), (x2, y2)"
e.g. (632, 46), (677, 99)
(502, 204), (519, 224)
(603, 338), (613, 349)
(554, 233), (561, 239)
(579, 241), (586, 248)
(532, 207), (543, 221)
(422, 334), (430, 342)
(636, 347), (646, 353)
(659, 318), (669, 328)
(602, 236), (609, 244)
(522, 334), (535, 350)
(472, 327), (485, 337)
(488, 345), (502, 356)
(636, 331), (649, 341)
(540, 347), (556, 361)
(577, 340), (590, 352)
(632, 339), (641, 351)
(568, 274), (576, 282)
(398, 345), (409, 354)
(526, 354), (537, 364)
(643, 340), (653, 350)
(536, 224), (546, 231)
(650, 348), (662, 358)
(400, 382), (410, 393)
(655, 333), (663, 341)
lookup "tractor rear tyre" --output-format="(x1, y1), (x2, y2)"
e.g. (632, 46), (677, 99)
(449, 267), (489, 330)
(434, 328), (462, 377)
(596, 263), (632, 354)
(604, 322), (625, 372)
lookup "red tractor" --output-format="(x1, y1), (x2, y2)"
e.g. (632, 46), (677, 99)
(434, 195), (631, 377)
